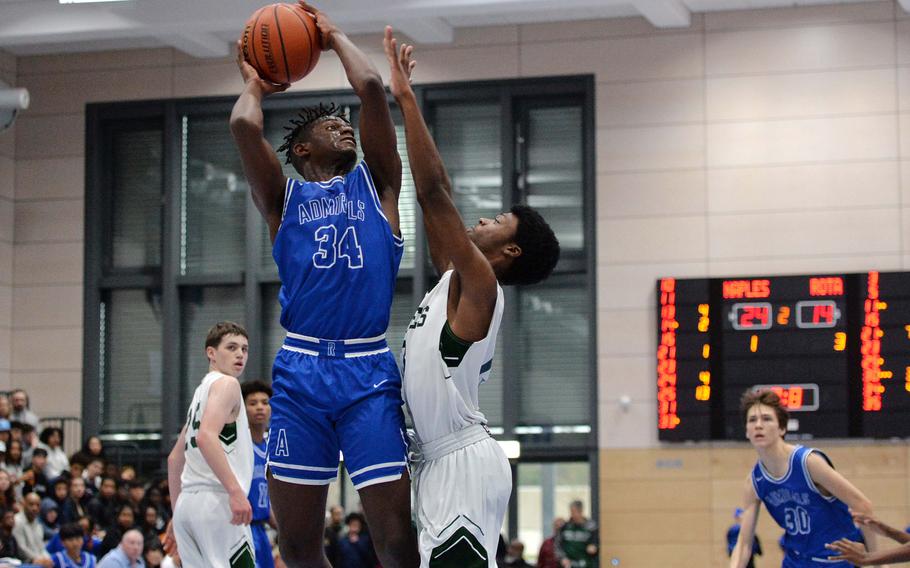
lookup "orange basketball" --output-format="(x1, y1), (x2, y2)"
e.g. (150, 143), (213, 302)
(241, 3), (321, 84)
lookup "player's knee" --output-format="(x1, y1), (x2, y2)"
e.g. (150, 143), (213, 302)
(373, 527), (417, 563)
(277, 536), (326, 568)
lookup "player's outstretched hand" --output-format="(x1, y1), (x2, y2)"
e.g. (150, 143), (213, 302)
(852, 510), (890, 535)
(229, 489), (253, 525)
(826, 539), (870, 565)
(297, 1), (336, 51)
(235, 40), (290, 95)
(383, 27), (416, 99)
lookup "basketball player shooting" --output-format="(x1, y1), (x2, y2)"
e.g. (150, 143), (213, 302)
(230, 3), (416, 567)
(383, 28), (560, 568)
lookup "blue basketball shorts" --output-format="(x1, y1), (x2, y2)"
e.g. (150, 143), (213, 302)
(251, 522), (274, 568)
(267, 343), (407, 490)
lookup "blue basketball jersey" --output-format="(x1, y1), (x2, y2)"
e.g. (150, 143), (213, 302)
(52, 551), (96, 568)
(249, 438), (270, 522)
(272, 161), (404, 339)
(751, 445), (862, 566)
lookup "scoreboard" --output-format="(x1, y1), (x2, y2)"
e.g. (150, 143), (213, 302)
(657, 271), (910, 441)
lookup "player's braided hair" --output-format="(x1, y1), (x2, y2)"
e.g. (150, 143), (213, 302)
(276, 102), (349, 164)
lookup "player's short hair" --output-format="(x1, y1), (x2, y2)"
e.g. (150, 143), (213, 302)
(241, 380), (273, 401)
(59, 522), (83, 541)
(277, 103), (350, 165)
(740, 388), (789, 433)
(499, 205), (560, 286)
(205, 322), (248, 350)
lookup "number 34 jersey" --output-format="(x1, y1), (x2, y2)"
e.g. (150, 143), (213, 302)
(273, 161), (404, 339)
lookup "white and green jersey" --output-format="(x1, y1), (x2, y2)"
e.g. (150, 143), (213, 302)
(181, 371), (253, 495)
(402, 270), (504, 444)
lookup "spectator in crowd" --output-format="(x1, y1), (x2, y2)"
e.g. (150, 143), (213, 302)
(139, 486), (167, 527)
(70, 438), (105, 469)
(20, 423), (38, 465)
(38, 428), (70, 480)
(538, 518), (565, 568)
(50, 522), (97, 568)
(10, 390), (39, 430)
(555, 500), (598, 568)
(0, 395), (11, 421)
(118, 467), (135, 483)
(103, 464), (119, 482)
(70, 462), (86, 483)
(45, 478), (70, 513)
(87, 477), (120, 533)
(336, 512), (376, 568)
(125, 482), (144, 516)
(0, 508), (22, 562)
(151, 480), (170, 521)
(47, 516), (101, 557)
(61, 477), (91, 524)
(726, 507), (762, 568)
(22, 447), (50, 499)
(39, 498), (60, 542)
(138, 505), (163, 545)
(14, 492), (52, 566)
(324, 504), (344, 565)
(82, 459), (104, 498)
(0, 469), (16, 512)
(0, 420), (12, 450)
(96, 504), (135, 559)
(142, 540), (163, 568)
(98, 529), (144, 568)
(500, 539), (533, 568)
(4, 439), (26, 486)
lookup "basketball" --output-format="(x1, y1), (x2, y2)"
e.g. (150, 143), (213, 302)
(241, 3), (321, 85)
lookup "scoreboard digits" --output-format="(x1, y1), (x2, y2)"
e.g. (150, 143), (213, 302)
(657, 271), (910, 441)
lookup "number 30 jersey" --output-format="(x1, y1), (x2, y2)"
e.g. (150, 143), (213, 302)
(273, 161), (404, 339)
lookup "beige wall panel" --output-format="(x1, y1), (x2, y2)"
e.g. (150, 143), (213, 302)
(10, 371), (81, 416)
(597, 544), (710, 568)
(899, 67), (910, 113)
(175, 55), (345, 98)
(11, 285), (82, 330)
(598, 124), (705, 173)
(707, 69), (897, 122)
(597, 308), (653, 356)
(454, 25), (518, 46)
(0, 128), (13, 160)
(404, 45), (519, 83)
(902, 113), (910, 157)
(603, 510), (713, 543)
(0, 156), (12, 200)
(18, 68), (173, 116)
(599, 400), (657, 448)
(708, 209), (900, 259)
(811, 444), (905, 477)
(18, 48), (173, 76)
(597, 79), (705, 127)
(15, 114), (84, 160)
(11, 327), (81, 371)
(13, 200), (83, 244)
(0, 370), (9, 390)
(709, 254), (903, 278)
(13, 242), (83, 285)
(599, 215), (707, 264)
(850, 476), (907, 506)
(598, 355), (654, 401)
(520, 33), (702, 82)
(0, 50), (14, 74)
(0, 243), (11, 287)
(706, 22), (895, 76)
(708, 162), (900, 213)
(707, 115), (898, 168)
(711, 478), (749, 510)
(0, 327), (8, 370)
(15, 158), (84, 201)
(705, 1), (894, 31)
(599, 170), (706, 219)
(600, 447), (711, 480)
(899, 21), (910, 65)
(521, 16), (703, 43)
(0, 198), (11, 243)
(710, 445), (759, 476)
(903, 161), (910, 205)
(0, 284), (10, 327)
(601, 478), (710, 511)
(597, 261), (707, 309)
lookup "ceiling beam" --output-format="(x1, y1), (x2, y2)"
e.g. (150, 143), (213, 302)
(156, 31), (230, 58)
(631, 0), (691, 28)
(394, 17), (454, 44)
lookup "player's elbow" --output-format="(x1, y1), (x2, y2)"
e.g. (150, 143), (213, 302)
(352, 72), (384, 97)
(230, 114), (262, 138)
(852, 497), (874, 516)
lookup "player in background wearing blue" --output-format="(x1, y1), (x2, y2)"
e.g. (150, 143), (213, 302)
(230, 1), (416, 566)
(730, 390), (883, 568)
(826, 511), (910, 565)
(384, 28), (559, 568)
(242, 380), (276, 568)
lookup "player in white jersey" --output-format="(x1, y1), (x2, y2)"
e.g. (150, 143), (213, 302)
(165, 321), (256, 568)
(384, 29), (561, 568)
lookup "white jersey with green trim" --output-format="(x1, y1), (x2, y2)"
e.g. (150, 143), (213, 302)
(402, 270), (504, 444)
(180, 371), (253, 495)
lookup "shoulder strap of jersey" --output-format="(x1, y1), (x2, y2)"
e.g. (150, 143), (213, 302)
(280, 177), (294, 222)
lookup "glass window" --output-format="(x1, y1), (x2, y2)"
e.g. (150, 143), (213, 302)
(101, 289), (163, 432)
(180, 115), (247, 275)
(525, 105), (584, 251)
(109, 127), (163, 270)
(181, 286), (246, 407)
(517, 462), (592, 563)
